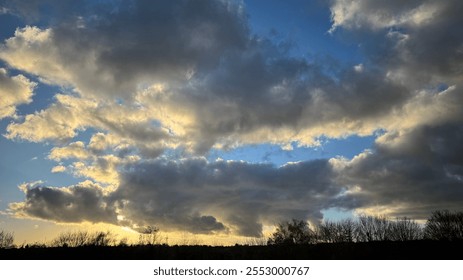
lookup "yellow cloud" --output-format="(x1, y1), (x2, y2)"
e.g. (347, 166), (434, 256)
(0, 68), (36, 119)
(51, 165), (66, 173)
(49, 141), (91, 161)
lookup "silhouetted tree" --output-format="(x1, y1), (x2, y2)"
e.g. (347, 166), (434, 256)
(268, 219), (315, 245)
(51, 231), (116, 247)
(389, 217), (423, 241)
(355, 215), (392, 242)
(91, 231), (116, 246)
(244, 236), (268, 246)
(118, 237), (129, 247)
(0, 229), (14, 249)
(339, 219), (356, 242)
(317, 221), (335, 243)
(424, 210), (463, 241)
(138, 226), (160, 245)
(317, 219), (355, 243)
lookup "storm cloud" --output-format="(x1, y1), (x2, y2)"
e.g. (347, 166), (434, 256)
(12, 158), (339, 236)
(10, 181), (117, 224)
(331, 120), (463, 219)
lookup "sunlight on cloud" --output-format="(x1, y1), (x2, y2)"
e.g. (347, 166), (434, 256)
(49, 141), (91, 161)
(0, 26), (73, 86)
(330, 0), (442, 31)
(8, 158), (340, 237)
(51, 165), (66, 173)
(0, 68), (36, 119)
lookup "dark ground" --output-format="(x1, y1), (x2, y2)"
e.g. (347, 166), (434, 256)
(1, 241), (462, 260)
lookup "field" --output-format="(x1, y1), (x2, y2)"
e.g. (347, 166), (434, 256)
(1, 241), (462, 260)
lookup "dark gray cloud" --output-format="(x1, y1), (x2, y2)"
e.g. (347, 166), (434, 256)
(333, 120), (463, 219)
(8, 0), (248, 98)
(113, 158), (339, 236)
(331, 0), (463, 84)
(11, 181), (117, 224)
(167, 51), (410, 152)
(11, 158), (340, 236)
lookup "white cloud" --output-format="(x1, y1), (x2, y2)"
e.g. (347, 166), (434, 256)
(330, 0), (443, 31)
(5, 94), (171, 151)
(47, 139), (141, 184)
(51, 165), (66, 173)
(5, 95), (92, 142)
(48, 141), (90, 161)
(0, 68), (36, 119)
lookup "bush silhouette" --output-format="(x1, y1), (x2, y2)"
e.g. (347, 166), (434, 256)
(51, 231), (116, 247)
(267, 219), (316, 245)
(317, 219), (355, 243)
(389, 217), (423, 241)
(138, 226), (160, 245)
(424, 210), (463, 241)
(270, 216), (423, 245)
(0, 229), (14, 249)
(354, 215), (394, 242)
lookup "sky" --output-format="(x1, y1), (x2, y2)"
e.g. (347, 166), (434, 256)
(1, 0), (463, 245)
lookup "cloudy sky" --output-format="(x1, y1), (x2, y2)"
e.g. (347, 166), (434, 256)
(1, 0), (463, 244)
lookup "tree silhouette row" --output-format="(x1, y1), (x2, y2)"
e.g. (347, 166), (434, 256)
(2, 210), (463, 249)
(269, 210), (463, 245)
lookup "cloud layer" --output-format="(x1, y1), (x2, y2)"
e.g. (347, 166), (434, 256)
(2, 0), (463, 236)
(12, 159), (337, 236)
(1, 0), (412, 150)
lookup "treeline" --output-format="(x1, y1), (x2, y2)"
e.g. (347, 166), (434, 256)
(0, 226), (162, 249)
(0, 230), (14, 249)
(268, 210), (463, 245)
(2, 210), (463, 249)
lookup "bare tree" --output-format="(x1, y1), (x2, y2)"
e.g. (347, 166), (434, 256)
(91, 231), (116, 246)
(118, 237), (129, 247)
(0, 229), (14, 249)
(52, 231), (89, 247)
(424, 210), (463, 241)
(355, 215), (392, 242)
(317, 221), (337, 243)
(338, 219), (356, 242)
(317, 219), (356, 243)
(244, 236), (268, 246)
(138, 226), (160, 245)
(268, 219), (316, 245)
(178, 232), (201, 245)
(389, 217), (423, 241)
(51, 231), (116, 247)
